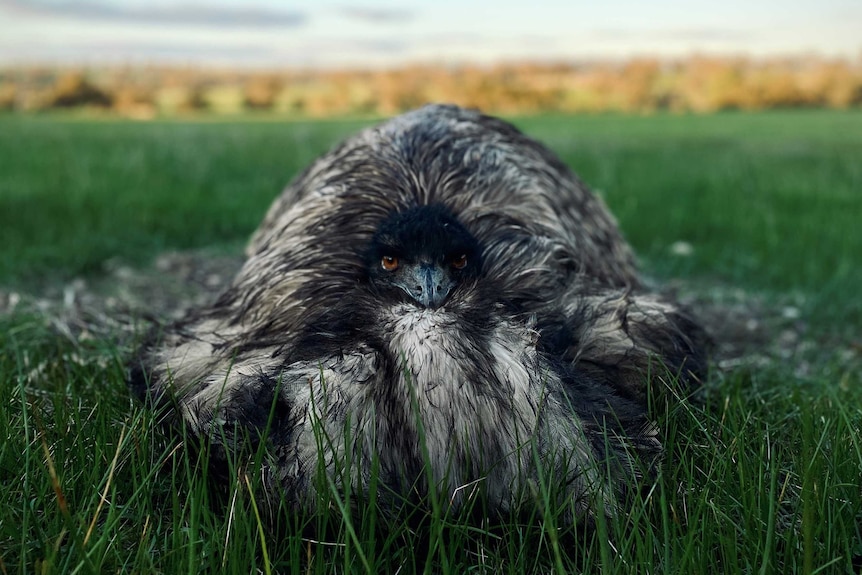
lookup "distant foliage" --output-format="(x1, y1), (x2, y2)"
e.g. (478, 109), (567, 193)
(47, 71), (113, 109)
(0, 82), (15, 110)
(2, 55), (862, 117)
(243, 76), (279, 110)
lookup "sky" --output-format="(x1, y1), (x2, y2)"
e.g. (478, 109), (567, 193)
(0, 0), (859, 68)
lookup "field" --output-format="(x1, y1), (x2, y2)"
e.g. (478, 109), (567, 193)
(1, 110), (860, 573)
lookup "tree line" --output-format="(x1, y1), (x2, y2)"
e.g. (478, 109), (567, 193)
(1, 55), (861, 118)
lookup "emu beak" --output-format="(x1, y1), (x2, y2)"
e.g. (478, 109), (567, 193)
(399, 263), (453, 309)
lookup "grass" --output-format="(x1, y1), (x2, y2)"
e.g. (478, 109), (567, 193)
(0, 116), (368, 285)
(1, 110), (861, 573)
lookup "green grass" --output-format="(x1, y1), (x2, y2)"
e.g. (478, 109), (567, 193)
(0, 116), (369, 285)
(1, 110), (861, 573)
(521, 111), (862, 330)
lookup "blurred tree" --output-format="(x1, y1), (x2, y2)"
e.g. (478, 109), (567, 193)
(619, 59), (661, 111)
(679, 57), (748, 111)
(0, 83), (16, 111)
(113, 86), (156, 119)
(243, 76), (279, 110)
(3, 56), (860, 117)
(48, 71), (112, 108)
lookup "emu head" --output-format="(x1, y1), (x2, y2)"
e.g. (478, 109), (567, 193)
(364, 205), (483, 309)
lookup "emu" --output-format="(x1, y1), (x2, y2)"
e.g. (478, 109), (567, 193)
(131, 104), (706, 520)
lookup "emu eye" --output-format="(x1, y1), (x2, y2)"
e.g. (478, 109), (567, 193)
(451, 254), (468, 270)
(381, 255), (399, 271)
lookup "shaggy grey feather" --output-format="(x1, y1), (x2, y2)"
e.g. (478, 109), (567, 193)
(131, 104), (706, 520)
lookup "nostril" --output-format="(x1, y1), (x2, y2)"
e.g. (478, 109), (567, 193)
(414, 285), (423, 293)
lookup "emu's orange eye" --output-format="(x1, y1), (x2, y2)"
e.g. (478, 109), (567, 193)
(381, 256), (399, 271)
(451, 254), (468, 270)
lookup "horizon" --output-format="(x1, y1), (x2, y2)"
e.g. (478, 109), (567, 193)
(1, 0), (860, 69)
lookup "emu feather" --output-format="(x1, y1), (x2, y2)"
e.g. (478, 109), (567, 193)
(131, 104), (706, 520)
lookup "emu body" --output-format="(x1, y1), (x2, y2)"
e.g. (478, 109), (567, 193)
(132, 104), (706, 519)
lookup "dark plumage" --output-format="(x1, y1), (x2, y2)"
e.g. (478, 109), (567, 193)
(131, 104), (706, 521)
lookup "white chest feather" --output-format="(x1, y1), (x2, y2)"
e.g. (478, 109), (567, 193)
(382, 305), (557, 500)
(386, 305), (471, 394)
(271, 304), (601, 513)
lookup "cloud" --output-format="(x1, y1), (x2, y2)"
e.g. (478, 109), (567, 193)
(658, 29), (752, 42)
(0, 0), (307, 29)
(590, 28), (752, 43)
(0, 40), (278, 64)
(338, 6), (414, 24)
